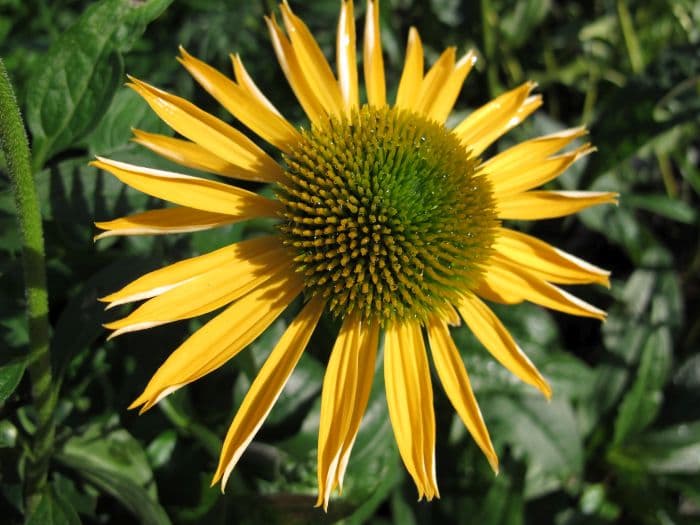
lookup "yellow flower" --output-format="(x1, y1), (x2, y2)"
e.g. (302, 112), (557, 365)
(93, 0), (616, 509)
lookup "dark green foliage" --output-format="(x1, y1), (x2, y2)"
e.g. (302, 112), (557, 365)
(1, 0), (699, 523)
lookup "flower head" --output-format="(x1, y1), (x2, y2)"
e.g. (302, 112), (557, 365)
(93, 0), (616, 509)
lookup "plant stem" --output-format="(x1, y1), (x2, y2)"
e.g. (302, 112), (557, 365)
(480, 0), (500, 98)
(0, 58), (54, 514)
(616, 0), (644, 74)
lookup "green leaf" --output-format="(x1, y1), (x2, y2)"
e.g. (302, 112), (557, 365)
(26, 486), (81, 525)
(475, 464), (526, 525)
(586, 43), (700, 178)
(612, 327), (673, 445)
(0, 347), (25, 403)
(633, 422), (700, 474)
(51, 257), (158, 382)
(624, 193), (698, 225)
(482, 395), (584, 498)
(25, 0), (173, 169)
(57, 427), (172, 525)
(500, 0), (551, 48)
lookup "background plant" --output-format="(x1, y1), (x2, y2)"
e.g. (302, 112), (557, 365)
(0, 0), (698, 523)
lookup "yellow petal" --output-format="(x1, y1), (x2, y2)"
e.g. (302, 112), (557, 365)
(395, 27), (423, 110)
(457, 293), (551, 398)
(129, 270), (304, 412)
(178, 46), (298, 152)
(484, 257), (607, 320)
(94, 207), (238, 240)
(230, 54), (284, 117)
(316, 313), (360, 510)
(212, 295), (326, 489)
(426, 316), (498, 472)
(425, 50), (477, 124)
(496, 190), (619, 220)
(469, 94), (542, 157)
(100, 236), (280, 308)
(127, 77), (283, 181)
(91, 157), (281, 217)
(104, 248), (292, 338)
(384, 322), (438, 500)
(131, 129), (266, 182)
(487, 143), (594, 195)
(493, 227), (610, 287)
(453, 82), (537, 156)
(415, 47), (456, 117)
(266, 15), (325, 125)
(363, 0), (385, 107)
(280, 1), (344, 117)
(483, 127), (589, 175)
(336, 0), (359, 112)
(333, 320), (379, 491)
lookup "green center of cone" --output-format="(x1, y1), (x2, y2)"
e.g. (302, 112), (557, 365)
(278, 105), (498, 324)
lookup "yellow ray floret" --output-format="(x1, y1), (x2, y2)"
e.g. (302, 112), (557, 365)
(178, 46), (298, 152)
(91, 157), (281, 217)
(493, 228), (611, 287)
(426, 316), (498, 472)
(384, 322), (438, 500)
(100, 236), (280, 308)
(129, 271), (304, 413)
(94, 207), (238, 240)
(336, 0), (359, 112)
(131, 129), (267, 182)
(104, 248), (292, 338)
(213, 295), (326, 489)
(496, 190), (619, 220)
(127, 77), (284, 181)
(280, 1), (345, 117)
(395, 27), (423, 110)
(363, 0), (385, 107)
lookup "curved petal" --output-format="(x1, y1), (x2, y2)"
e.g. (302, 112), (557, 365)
(94, 207), (238, 240)
(415, 47), (456, 116)
(395, 27), (423, 110)
(314, 317), (379, 509)
(129, 270), (304, 412)
(131, 129), (267, 182)
(91, 157), (281, 217)
(483, 256), (607, 320)
(336, 0), (359, 112)
(266, 15), (325, 125)
(212, 295), (326, 489)
(496, 190), (618, 220)
(100, 236), (280, 308)
(230, 54), (284, 117)
(316, 313), (360, 510)
(426, 316), (498, 472)
(333, 320), (379, 491)
(384, 322), (439, 500)
(105, 247), (292, 338)
(280, 1), (344, 117)
(482, 127), (588, 186)
(493, 227), (610, 287)
(363, 0), (385, 107)
(487, 144), (594, 195)
(178, 46), (298, 151)
(453, 82), (539, 157)
(457, 293), (551, 398)
(425, 50), (477, 124)
(127, 77), (284, 181)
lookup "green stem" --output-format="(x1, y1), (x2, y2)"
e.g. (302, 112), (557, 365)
(616, 0), (644, 74)
(480, 0), (500, 98)
(0, 59), (54, 514)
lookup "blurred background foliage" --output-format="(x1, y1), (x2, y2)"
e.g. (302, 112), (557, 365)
(1, 0), (699, 523)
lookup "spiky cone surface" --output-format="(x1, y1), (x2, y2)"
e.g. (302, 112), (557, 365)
(93, 0), (616, 510)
